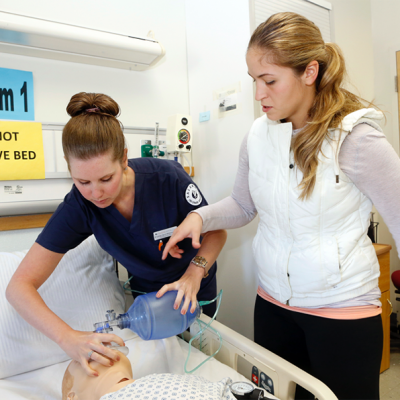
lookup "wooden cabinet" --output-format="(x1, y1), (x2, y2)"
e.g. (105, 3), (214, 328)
(373, 244), (392, 373)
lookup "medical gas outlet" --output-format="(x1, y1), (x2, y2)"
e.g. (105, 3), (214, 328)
(141, 139), (166, 158)
(166, 114), (192, 153)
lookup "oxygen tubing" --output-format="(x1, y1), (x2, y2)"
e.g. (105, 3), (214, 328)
(184, 290), (223, 374)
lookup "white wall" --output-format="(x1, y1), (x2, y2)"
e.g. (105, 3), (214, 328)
(1, 0), (260, 339)
(0, 0), (189, 128)
(369, 0), (400, 315)
(185, 1), (258, 339)
(329, 0), (375, 102)
(0, 0), (190, 214)
(0, 1), (191, 261)
(3, 0), (400, 333)
(331, 0), (400, 327)
(187, 0), (400, 336)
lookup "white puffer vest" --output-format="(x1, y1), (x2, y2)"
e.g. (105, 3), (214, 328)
(248, 108), (384, 307)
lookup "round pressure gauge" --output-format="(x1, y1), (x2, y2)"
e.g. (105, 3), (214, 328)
(178, 129), (191, 144)
(230, 382), (264, 399)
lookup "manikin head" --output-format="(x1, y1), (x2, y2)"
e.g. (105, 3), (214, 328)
(62, 353), (134, 400)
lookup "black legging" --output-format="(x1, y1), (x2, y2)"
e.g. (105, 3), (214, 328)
(254, 295), (383, 400)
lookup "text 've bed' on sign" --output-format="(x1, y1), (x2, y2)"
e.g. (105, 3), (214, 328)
(0, 121), (45, 180)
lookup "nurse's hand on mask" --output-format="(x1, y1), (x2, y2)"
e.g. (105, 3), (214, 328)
(156, 263), (203, 315)
(162, 213), (203, 260)
(60, 330), (126, 377)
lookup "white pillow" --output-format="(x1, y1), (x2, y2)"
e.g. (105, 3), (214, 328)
(0, 235), (136, 379)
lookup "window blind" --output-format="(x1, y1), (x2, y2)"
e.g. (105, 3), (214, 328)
(251, 0), (331, 42)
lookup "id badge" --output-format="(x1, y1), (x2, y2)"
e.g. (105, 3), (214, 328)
(153, 226), (177, 241)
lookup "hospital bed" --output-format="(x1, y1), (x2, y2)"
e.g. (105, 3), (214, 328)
(0, 216), (337, 400)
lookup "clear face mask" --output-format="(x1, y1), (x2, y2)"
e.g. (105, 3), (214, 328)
(105, 342), (130, 356)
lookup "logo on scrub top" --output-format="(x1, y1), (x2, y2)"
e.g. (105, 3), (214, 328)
(185, 184), (202, 206)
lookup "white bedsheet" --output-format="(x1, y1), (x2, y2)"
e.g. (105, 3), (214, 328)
(0, 335), (264, 400)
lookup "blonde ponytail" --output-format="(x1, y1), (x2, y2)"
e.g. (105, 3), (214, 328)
(249, 13), (368, 199)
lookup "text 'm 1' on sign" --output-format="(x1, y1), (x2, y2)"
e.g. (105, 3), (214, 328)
(0, 67), (34, 121)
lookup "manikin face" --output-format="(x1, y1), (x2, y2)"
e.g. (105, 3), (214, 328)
(69, 150), (128, 209)
(64, 353), (134, 400)
(246, 47), (314, 129)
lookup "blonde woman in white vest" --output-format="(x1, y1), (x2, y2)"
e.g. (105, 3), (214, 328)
(159, 12), (400, 400)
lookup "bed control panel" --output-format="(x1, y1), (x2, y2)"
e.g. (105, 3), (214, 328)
(259, 371), (274, 396)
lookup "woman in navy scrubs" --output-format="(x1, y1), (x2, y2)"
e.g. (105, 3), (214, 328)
(6, 92), (227, 377)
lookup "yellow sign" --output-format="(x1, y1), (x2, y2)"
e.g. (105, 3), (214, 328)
(0, 121), (45, 180)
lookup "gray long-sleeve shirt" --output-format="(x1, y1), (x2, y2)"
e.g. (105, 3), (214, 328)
(195, 123), (400, 308)
(197, 123), (400, 256)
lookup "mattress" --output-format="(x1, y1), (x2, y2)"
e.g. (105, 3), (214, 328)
(0, 334), (277, 400)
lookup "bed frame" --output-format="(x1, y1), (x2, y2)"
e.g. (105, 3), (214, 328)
(1, 214), (337, 400)
(189, 315), (337, 400)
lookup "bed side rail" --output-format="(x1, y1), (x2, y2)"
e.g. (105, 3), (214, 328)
(189, 314), (337, 400)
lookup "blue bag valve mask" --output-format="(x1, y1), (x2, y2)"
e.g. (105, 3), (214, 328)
(94, 290), (201, 340)
(94, 283), (223, 374)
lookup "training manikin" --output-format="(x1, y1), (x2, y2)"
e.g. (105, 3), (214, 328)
(62, 351), (134, 400)
(62, 352), (236, 400)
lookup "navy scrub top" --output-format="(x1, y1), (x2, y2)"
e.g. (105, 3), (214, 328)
(36, 158), (217, 297)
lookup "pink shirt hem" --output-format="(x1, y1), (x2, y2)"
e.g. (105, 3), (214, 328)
(257, 286), (382, 320)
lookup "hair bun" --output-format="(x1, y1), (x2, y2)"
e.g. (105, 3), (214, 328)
(66, 92), (120, 118)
